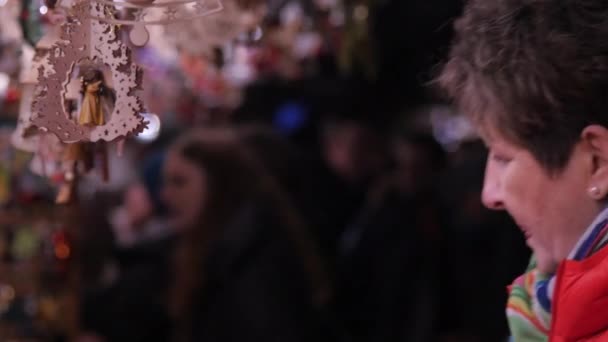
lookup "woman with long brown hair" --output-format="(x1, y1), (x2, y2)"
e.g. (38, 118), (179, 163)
(163, 127), (331, 342)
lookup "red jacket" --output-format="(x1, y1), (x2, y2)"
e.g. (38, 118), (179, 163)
(550, 244), (608, 341)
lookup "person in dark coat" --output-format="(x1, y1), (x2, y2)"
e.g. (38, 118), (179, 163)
(336, 132), (446, 342)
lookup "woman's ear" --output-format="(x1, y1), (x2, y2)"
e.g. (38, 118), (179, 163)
(581, 125), (608, 188)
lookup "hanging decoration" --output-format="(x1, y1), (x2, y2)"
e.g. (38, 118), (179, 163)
(27, 1), (146, 203)
(12, 0), (69, 185)
(12, 44), (61, 154)
(164, 0), (258, 56)
(32, 1), (146, 143)
(9, 0), (233, 204)
(86, 0), (224, 47)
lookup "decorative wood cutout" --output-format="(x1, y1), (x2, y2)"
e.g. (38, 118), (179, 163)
(32, 1), (146, 144)
(165, 0), (248, 56)
(12, 23), (62, 153)
(89, 0), (223, 25)
(84, 0), (224, 46)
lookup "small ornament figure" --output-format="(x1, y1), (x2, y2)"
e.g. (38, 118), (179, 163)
(56, 69), (112, 204)
(78, 69), (108, 126)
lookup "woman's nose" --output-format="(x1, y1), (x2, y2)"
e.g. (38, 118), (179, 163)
(482, 185), (505, 210)
(481, 164), (505, 210)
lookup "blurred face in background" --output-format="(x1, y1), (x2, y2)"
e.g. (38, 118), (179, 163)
(124, 183), (154, 228)
(162, 150), (207, 231)
(323, 121), (386, 184)
(393, 141), (431, 195)
(392, 134), (447, 196)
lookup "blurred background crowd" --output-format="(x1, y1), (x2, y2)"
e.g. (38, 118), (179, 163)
(0, 0), (531, 341)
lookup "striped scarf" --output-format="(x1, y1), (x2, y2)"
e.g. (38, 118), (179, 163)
(507, 208), (608, 342)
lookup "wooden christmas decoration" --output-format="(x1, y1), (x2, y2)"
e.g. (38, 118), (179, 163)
(12, 5), (67, 154)
(87, 0), (224, 46)
(32, 1), (147, 144)
(11, 0), (234, 205)
(165, 0), (256, 56)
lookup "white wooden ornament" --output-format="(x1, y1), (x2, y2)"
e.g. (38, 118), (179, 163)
(86, 0), (224, 46)
(165, 0), (249, 56)
(11, 22), (62, 153)
(32, 1), (146, 143)
(88, 0), (223, 25)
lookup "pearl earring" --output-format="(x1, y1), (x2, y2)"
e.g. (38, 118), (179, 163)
(589, 186), (602, 199)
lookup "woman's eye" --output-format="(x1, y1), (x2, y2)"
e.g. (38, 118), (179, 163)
(491, 153), (512, 164)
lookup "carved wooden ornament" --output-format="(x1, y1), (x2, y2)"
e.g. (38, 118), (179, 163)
(32, 1), (146, 143)
(165, 0), (247, 56)
(87, 0), (224, 46)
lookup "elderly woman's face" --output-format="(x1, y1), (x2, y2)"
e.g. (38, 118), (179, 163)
(481, 133), (600, 267)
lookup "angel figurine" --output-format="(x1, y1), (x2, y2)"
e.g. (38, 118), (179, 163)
(78, 69), (108, 126)
(55, 69), (112, 204)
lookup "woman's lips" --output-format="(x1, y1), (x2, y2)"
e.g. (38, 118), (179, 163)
(518, 227), (534, 249)
(519, 225), (532, 239)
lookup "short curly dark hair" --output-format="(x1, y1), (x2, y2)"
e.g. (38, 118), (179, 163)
(438, 0), (608, 172)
